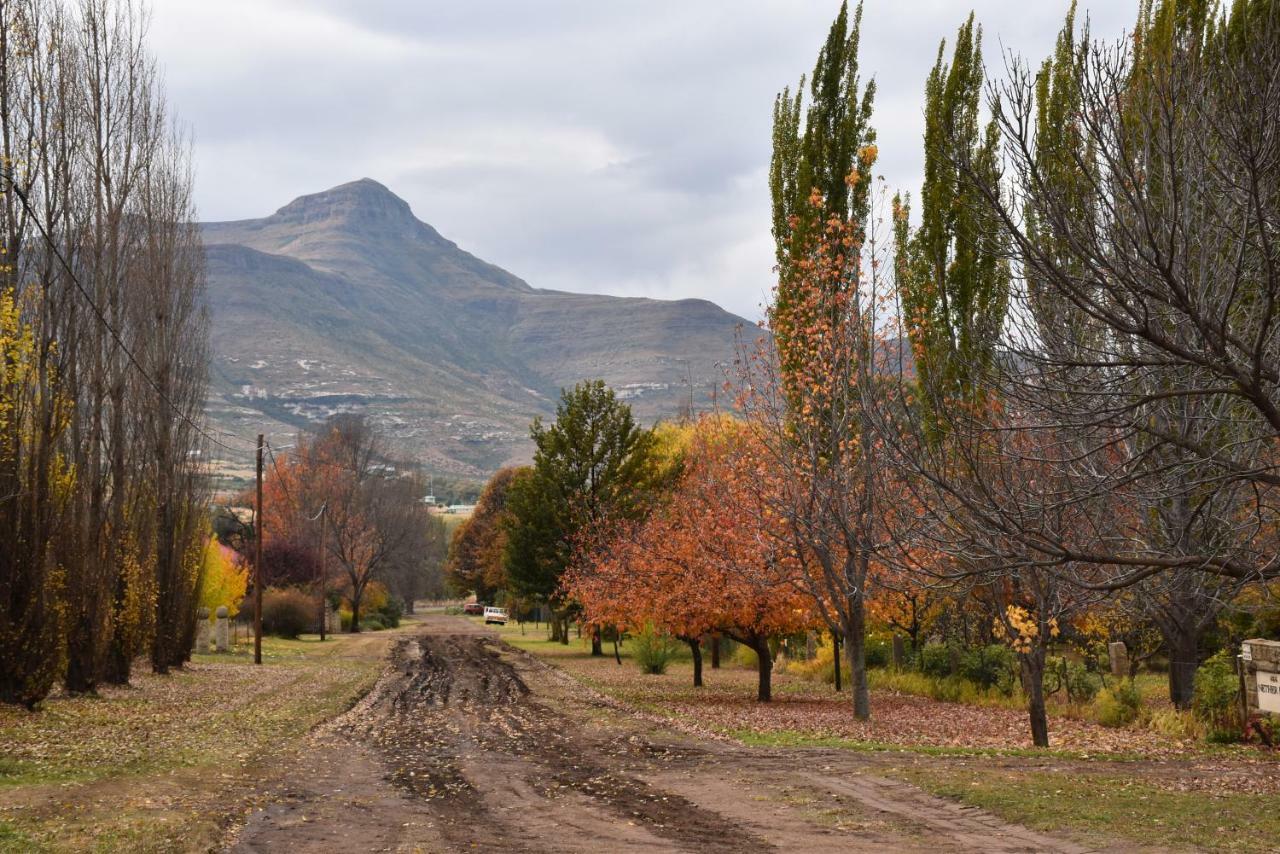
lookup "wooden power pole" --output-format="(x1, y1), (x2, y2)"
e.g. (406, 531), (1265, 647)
(318, 503), (327, 642)
(254, 433), (264, 665)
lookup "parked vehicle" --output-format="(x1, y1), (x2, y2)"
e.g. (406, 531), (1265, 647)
(462, 602), (484, 616)
(483, 606), (509, 625)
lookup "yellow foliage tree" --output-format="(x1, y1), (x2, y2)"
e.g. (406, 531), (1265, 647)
(198, 536), (248, 619)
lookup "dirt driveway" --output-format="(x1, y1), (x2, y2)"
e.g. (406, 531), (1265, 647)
(226, 615), (1111, 853)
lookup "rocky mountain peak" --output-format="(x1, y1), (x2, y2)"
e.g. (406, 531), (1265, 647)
(268, 178), (434, 239)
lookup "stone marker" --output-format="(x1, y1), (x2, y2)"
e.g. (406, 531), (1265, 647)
(215, 605), (230, 653)
(194, 607), (211, 653)
(1242, 638), (1280, 716)
(892, 635), (906, 669)
(1108, 641), (1130, 677)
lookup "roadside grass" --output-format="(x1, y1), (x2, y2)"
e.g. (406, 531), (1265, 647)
(889, 763), (1278, 854)
(0, 627), (398, 852)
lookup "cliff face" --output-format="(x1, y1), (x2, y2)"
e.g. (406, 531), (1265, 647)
(203, 179), (756, 476)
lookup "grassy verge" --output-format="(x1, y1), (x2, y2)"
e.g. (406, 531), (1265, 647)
(0, 628), (396, 852)
(889, 763), (1277, 853)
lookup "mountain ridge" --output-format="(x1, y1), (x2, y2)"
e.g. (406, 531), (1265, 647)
(203, 179), (757, 478)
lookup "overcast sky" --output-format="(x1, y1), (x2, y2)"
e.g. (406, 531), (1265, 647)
(151, 1), (1134, 321)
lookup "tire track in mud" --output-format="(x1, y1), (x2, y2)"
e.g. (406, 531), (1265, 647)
(351, 632), (773, 853)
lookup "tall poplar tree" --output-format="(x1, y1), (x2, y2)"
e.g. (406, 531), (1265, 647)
(770, 1), (876, 291)
(895, 14), (1009, 416)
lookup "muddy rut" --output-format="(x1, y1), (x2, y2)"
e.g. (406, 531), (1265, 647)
(228, 616), (1105, 853)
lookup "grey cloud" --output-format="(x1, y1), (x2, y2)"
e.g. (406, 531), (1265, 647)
(152, 0), (1137, 321)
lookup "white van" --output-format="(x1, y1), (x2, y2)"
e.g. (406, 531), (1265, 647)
(483, 606), (508, 626)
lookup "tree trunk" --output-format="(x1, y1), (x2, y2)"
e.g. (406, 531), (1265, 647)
(559, 615), (570, 645)
(64, 613), (97, 694)
(1166, 629), (1199, 711)
(686, 637), (703, 687)
(613, 636), (622, 665)
(752, 636), (772, 702)
(591, 626), (603, 657)
(1020, 650), (1050, 748)
(709, 633), (721, 669)
(845, 593), (870, 719)
(832, 631), (842, 692)
(350, 591), (363, 633)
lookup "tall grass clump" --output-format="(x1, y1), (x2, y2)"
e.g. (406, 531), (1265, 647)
(1092, 679), (1142, 727)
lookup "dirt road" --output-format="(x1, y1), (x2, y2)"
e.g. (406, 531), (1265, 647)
(227, 615), (1106, 853)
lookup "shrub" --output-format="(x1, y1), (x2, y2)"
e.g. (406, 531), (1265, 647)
(961, 644), (1017, 691)
(261, 587), (316, 639)
(633, 623), (682, 675)
(919, 642), (957, 679)
(864, 636), (891, 669)
(1046, 656), (1102, 703)
(1093, 679), (1142, 727)
(1193, 650), (1241, 740)
(373, 595), (403, 629)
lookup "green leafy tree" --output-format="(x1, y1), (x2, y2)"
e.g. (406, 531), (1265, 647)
(770, 0), (876, 277)
(504, 381), (660, 651)
(895, 14), (1009, 418)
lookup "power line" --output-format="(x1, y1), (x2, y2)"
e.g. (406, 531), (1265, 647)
(0, 169), (255, 457)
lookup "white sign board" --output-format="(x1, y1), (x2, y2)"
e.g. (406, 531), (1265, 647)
(1258, 669), (1280, 714)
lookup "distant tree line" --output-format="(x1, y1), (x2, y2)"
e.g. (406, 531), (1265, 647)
(0, 0), (209, 707)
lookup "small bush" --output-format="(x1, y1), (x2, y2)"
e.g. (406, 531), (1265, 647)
(373, 595), (403, 629)
(919, 642), (958, 679)
(1093, 679), (1142, 727)
(864, 636), (891, 669)
(1047, 656), (1102, 703)
(1193, 650), (1241, 740)
(261, 587), (316, 639)
(633, 624), (682, 675)
(961, 644), (1017, 691)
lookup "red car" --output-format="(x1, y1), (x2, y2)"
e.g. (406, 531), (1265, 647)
(462, 602), (484, 616)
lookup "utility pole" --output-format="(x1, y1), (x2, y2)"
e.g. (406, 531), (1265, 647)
(254, 433), (264, 665)
(317, 503), (327, 642)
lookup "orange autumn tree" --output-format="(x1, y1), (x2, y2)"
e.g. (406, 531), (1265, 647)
(567, 416), (817, 702)
(262, 416), (431, 632)
(737, 166), (909, 721)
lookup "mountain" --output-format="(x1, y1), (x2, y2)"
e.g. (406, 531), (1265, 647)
(202, 179), (758, 478)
